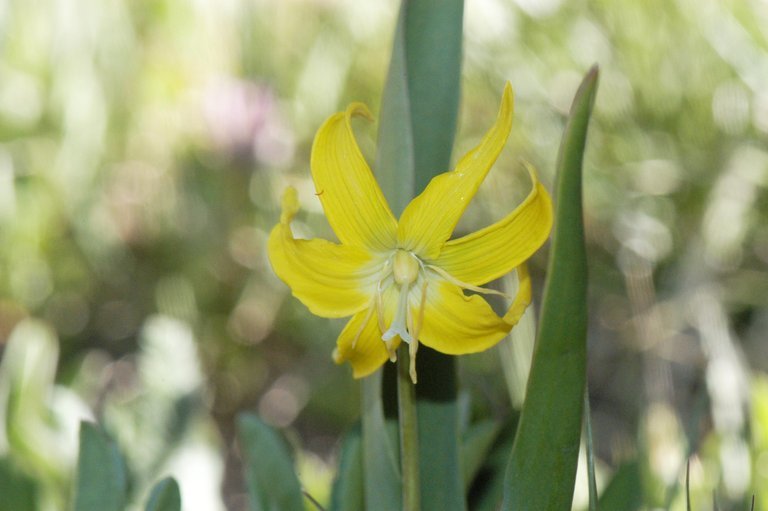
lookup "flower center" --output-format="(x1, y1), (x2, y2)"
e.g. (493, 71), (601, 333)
(392, 249), (419, 286)
(380, 249), (425, 383)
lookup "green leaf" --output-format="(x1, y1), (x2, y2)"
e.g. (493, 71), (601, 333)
(467, 418), (519, 511)
(597, 460), (643, 511)
(376, 0), (464, 212)
(360, 372), (401, 511)
(585, 388), (598, 511)
(0, 456), (38, 511)
(461, 420), (502, 490)
(502, 66), (599, 511)
(237, 413), (304, 511)
(401, 0), (463, 194)
(415, 388), (464, 510)
(145, 477), (182, 511)
(375, 1), (414, 216)
(329, 423), (365, 511)
(686, 461), (691, 511)
(72, 421), (128, 511)
(375, 0), (465, 510)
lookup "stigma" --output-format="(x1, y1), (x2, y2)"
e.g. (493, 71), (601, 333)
(392, 249), (419, 286)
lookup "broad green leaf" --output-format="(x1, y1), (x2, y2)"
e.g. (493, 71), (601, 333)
(415, 386), (463, 511)
(145, 477), (182, 511)
(376, 0), (463, 212)
(598, 460), (643, 511)
(360, 372), (401, 511)
(72, 421), (128, 511)
(503, 67), (598, 511)
(0, 456), (38, 511)
(375, 0), (465, 510)
(375, 1), (414, 217)
(237, 413), (304, 511)
(402, 0), (463, 194)
(329, 423), (365, 511)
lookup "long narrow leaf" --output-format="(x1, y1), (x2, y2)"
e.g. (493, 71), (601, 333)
(597, 460), (643, 511)
(329, 423), (365, 511)
(461, 420), (502, 490)
(0, 456), (38, 511)
(585, 388), (598, 511)
(361, 372), (402, 511)
(72, 422), (128, 511)
(376, 0), (465, 510)
(468, 418), (519, 511)
(145, 477), (182, 511)
(503, 66), (598, 510)
(237, 413), (304, 511)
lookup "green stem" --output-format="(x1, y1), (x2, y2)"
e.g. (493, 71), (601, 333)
(397, 345), (420, 511)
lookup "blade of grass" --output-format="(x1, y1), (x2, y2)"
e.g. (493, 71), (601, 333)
(502, 66), (598, 510)
(237, 413), (304, 511)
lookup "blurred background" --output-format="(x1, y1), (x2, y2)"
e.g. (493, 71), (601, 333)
(0, 0), (766, 509)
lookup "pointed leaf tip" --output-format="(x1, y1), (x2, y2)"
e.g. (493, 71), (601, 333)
(145, 478), (182, 511)
(502, 66), (598, 511)
(237, 413), (304, 511)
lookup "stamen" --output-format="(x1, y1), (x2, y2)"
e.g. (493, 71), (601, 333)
(405, 281), (427, 384)
(425, 264), (512, 298)
(409, 340), (419, 384)
(375, 280), (386, 334)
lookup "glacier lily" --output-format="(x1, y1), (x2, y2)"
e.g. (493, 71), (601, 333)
(268, 83), (553, 383)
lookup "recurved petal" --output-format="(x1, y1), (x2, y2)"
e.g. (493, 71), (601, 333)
(268, 188), (380, 319)
(417, 268), (530, 355)
(433, 164), (552, 286)
(397, 83), (514, 260)
(311, 103), (398, 252)
(333, 287), (398, 378)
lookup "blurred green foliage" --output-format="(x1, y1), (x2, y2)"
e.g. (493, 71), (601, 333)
(0, 0), (766, 509)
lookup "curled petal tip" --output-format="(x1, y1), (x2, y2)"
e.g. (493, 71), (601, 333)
(280, 186), (299, 223)
(346, 102), (373, 122)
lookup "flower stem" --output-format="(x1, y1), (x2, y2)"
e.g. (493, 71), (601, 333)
(397, 345), (420, 511)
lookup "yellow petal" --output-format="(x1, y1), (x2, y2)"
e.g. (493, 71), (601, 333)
(504, 264), (532, 326)
(397, 83), (514, 259)
(417, 268), (530, 355)
(333, 286), (399, 378)
(311, 103), (398, 252)
(433, 164), (553, 286)
(268, 188), (380, 318)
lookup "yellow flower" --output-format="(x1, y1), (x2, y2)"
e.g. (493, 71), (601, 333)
(268, 83), (552, 382)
